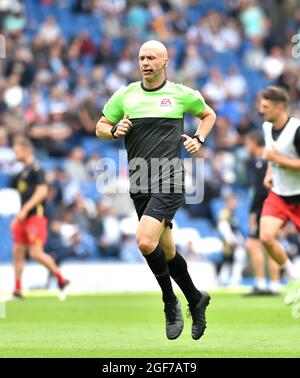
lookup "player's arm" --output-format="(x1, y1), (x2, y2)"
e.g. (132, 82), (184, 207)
(263, 163), (273, 189)
(263, 147), (300, 170)
(17, 184), (48, 221)
(182, 104), (216, 154)
(96, 114), (132, 140)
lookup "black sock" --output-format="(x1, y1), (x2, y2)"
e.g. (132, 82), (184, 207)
(144, 245), (177, 304)
(168, 252), (202, 305)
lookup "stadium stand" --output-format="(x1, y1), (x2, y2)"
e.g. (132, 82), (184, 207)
(0, 0), (299, 286)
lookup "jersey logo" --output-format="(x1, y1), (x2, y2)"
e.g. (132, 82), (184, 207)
(160, 98), (173, 107)
(17, 180), (28, 193)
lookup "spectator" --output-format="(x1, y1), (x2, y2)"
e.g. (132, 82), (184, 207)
(37, 16), (61, 45)
(225, 66), (248, 99)
(0, 127), (15, 174)
(217, 194), (247, 286)
(239, 0), (268, 41)
(3, 74), (24, 108)
(97, 199), (121, 259)
(64, 147), (90, 182)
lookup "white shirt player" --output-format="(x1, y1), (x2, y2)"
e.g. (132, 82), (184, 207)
(263, 117), (300, 196)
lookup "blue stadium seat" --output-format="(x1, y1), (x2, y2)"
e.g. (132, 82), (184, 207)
(81, 137), (107, 158)
(39, 157), (59, 172)
(80, 181), (101, 202)
(0, 215), (14, 262)
(174, 208), (190, 227)
(0, 173), (11, 189)
(209, 51), (240, 74)
(209, 198), (225, 222)
(200, 0), (228, 14)
(191, 218), (219, 237)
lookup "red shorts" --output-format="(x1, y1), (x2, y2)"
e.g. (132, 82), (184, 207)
(11, 215), (48, 246)
(261, 191), (300, 231)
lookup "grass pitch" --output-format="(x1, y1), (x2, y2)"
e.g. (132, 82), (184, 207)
(0, 292), (299, 358)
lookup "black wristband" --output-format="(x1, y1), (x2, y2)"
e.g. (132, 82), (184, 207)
(111, 124), (119, 139)
(192, 135), (205, 145)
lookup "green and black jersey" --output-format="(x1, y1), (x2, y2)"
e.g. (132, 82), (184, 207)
(103, 80), (206, 193)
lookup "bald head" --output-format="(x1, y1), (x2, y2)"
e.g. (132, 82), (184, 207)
(139, 40), (169, 88)
(139, 40), (168, 60)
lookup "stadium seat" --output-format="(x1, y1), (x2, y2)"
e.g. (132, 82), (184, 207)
(80, 181), (101, 202)
(0, 215), (14, 262)
(81, 137), (107, 158)
(0, 173), (11, 189)
(174, 208), (191, 227)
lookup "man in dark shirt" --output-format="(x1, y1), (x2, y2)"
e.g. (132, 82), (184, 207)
(244, 131), (280, 296)
(96, 40), (216, 341)
(11, 135), (69, 299)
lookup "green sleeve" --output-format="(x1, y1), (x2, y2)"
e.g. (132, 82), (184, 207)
(180, 85), (206, 116)
(102, 86), (125, 124)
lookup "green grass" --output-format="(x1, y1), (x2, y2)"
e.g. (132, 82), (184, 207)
(0, 292), (299, 358)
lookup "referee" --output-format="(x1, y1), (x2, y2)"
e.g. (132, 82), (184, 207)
(96, 40), (216, 340)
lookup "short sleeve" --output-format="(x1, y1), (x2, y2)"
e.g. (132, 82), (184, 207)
(32, 164), (46, 186)
(295, 126), (300, 156)
(180, 85), (206, 116)
(102, 86), (125, 124)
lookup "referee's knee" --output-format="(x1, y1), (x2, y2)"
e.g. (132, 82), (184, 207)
(137, 237), (157, 255)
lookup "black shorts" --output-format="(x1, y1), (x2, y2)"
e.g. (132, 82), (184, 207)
(130, 192), (184, 228)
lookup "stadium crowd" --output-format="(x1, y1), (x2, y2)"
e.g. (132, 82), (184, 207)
(0, 0), (300, 284)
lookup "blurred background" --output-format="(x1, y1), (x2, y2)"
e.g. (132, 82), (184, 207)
(0, 0), (300, 292)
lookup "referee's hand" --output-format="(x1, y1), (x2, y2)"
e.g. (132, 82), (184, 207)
(181, 134), (201, 154)
(114, 114), (132, 138)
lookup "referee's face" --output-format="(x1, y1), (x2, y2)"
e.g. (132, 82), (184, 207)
(139, 47), (167, 84)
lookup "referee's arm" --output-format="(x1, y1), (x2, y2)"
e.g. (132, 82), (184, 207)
(194, 104), (216, 139)
(96, 115), (132, 140)
(96, 116), (115, 140)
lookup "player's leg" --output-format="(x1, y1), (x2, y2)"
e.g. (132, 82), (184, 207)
(137, 215), (177, 304)
(160, 226), (210, 340)
(260, 216), (299, 280)
(11, 219), (27, 298)
(133, 192), (178, 305)
(28, 244), (68, 286)
(28, 245), (58, 274)
(136, 215), (183, 340)
(159, 227), (202, 304)
(26, 216), (68, 290)
(12, 243), (26, 298)
(267, 255), (281, 294)
(245, 237), (267, 294)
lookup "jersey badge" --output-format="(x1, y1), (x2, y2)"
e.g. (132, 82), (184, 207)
(160, 98), (173, 107)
